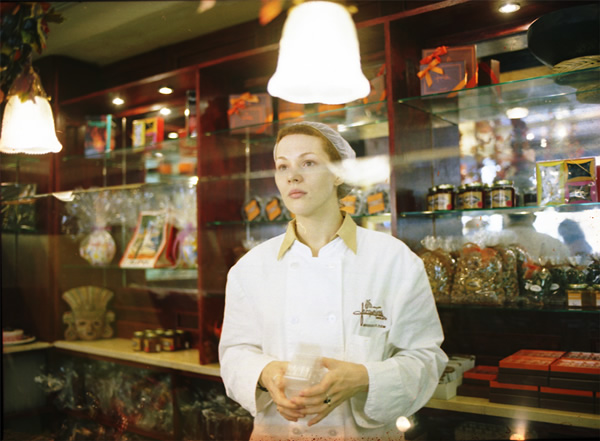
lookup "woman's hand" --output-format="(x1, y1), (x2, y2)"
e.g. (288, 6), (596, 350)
(292, 357), (369, 426)
(259, 361), (304, 422)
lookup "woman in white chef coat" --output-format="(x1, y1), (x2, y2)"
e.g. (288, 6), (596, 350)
(219, 121), (447, 441)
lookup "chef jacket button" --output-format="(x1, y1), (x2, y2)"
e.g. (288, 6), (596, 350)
(291, 316), (299, 325)
(328, 429), (337, 436)
(290, 262), (300, 269)
(292, 428), (302, 435)
(327, 263), (336, 269)
(328, 314), (336, 323)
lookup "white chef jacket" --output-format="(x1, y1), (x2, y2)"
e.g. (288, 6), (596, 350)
(219, 214), (447, 441)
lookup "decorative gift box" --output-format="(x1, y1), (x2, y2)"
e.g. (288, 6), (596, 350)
(228, 92), (273, 134)
(419, 45), (477, 96)
(536, 159), (566, 206)
(120, 211), (178, 268)
(84, 114), (116, 157)
(132, 117), (164, 147)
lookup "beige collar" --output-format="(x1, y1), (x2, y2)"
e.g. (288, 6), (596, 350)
(277, 213), (357, 260)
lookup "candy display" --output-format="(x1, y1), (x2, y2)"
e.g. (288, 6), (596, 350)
(451, 243), (505, 306)
(242, 196), (264, 222)
(120, 211), (177, 268)
(419, 237), (456, 304)
(419, 232), (599, 309)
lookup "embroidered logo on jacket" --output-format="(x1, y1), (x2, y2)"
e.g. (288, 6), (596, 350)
(353, 299), (387, 328)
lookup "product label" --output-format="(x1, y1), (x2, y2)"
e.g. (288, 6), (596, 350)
(434, 193), (453, 211)
(568, 291), (583, 307)
(340, 194), (357, 215)
(266, 198), (282, 221)
(367, 192), (385, 214)
(244, 199), (261, 221)
(462, 191), (483, 209)
(491, 189), (513, 207)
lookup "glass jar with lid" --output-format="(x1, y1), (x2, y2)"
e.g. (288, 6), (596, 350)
(491, 180), (515, 208)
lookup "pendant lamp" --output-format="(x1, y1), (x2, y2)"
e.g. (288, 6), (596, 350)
(0, 65), (62, 155)
(267, 1), (370, 105)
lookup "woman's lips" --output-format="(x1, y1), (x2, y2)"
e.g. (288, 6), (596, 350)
(288, 189), (306, 199)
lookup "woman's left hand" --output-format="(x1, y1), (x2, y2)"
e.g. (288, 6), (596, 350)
(291, 357), (369, 426)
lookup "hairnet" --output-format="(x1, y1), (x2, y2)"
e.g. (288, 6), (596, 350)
(274, 121), (356, 160)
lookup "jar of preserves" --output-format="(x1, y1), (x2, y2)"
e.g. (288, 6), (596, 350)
(427, 186), (437, 211)
(132, 331), (144, 351)
(491, 180), (515, 208)
(566, 284), (588, 309)
(455, 185), (466, 210)
(161, 329), (177, 351)
(483, 183), (492, 208)
(462, 183), (484, 209)
(433, 184), (455, 211)
(143, 331), (161, 353)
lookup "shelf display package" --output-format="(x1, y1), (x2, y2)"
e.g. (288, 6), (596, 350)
(64, 191), (117, 266)
(120, 211), (178, 268)
(171, 186), (198, 267)
(132, 116), (164, 147)
(536, 157), (598, 206)
(418, 45), (477, 96)
(227, 92), (273, 134)
(84, 114), (117, 157)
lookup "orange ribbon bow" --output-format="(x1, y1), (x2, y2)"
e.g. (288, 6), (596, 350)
(228, 92), (259, 116)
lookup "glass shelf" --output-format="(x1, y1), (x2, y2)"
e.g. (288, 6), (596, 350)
(61, 137), (198, 163)
(204, 100), (389, 141)
(436, 303), (600, 314)
(206, 213), (392, 227)
(401, 202), (600, 218)
(397, 67), (600, 124)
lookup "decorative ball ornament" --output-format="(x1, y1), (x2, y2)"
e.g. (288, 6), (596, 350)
(79, 229), (116, 266)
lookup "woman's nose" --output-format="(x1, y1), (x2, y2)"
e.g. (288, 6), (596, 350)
(287, 169), (302, 183)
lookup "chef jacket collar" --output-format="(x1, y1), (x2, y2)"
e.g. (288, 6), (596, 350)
(277, 212), (357, 260)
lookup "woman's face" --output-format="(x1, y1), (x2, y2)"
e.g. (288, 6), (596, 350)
(274, 134), (340, 218)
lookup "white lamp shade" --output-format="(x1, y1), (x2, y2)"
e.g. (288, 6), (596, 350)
(267, 1), (370, 105)
(0, 94), (63, 154)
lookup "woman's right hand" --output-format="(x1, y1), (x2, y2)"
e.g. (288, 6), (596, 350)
(260, 361), (304, 422)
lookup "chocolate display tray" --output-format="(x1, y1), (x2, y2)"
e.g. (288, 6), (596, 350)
(463, 377), (491, 387)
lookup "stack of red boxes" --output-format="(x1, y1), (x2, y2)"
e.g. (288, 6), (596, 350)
(489, 350), (600, 414)
(458, 365), (499, 399)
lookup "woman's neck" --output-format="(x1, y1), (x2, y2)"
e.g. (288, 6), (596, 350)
(295, 208), (343, 257)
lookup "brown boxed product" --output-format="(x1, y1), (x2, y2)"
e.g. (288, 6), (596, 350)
(498, 355), (556, 386)
(595, 392), (600, 414)
(457, 383), (490, 399)
(490, 380), (539, 408)
(540, 386), (595, 414)
(419, 45), (477, 96)
(549, 358), (600, 392)
(228, 92), (273, 134)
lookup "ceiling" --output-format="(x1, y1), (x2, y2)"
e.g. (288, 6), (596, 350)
(37, 1), (268, 66)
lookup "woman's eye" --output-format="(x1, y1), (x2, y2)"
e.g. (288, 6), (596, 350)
(277, 164), (287, 171)
(303, 160), (315, 167)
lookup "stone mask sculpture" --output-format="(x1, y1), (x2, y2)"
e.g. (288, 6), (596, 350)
(62, 286), (115, 341)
